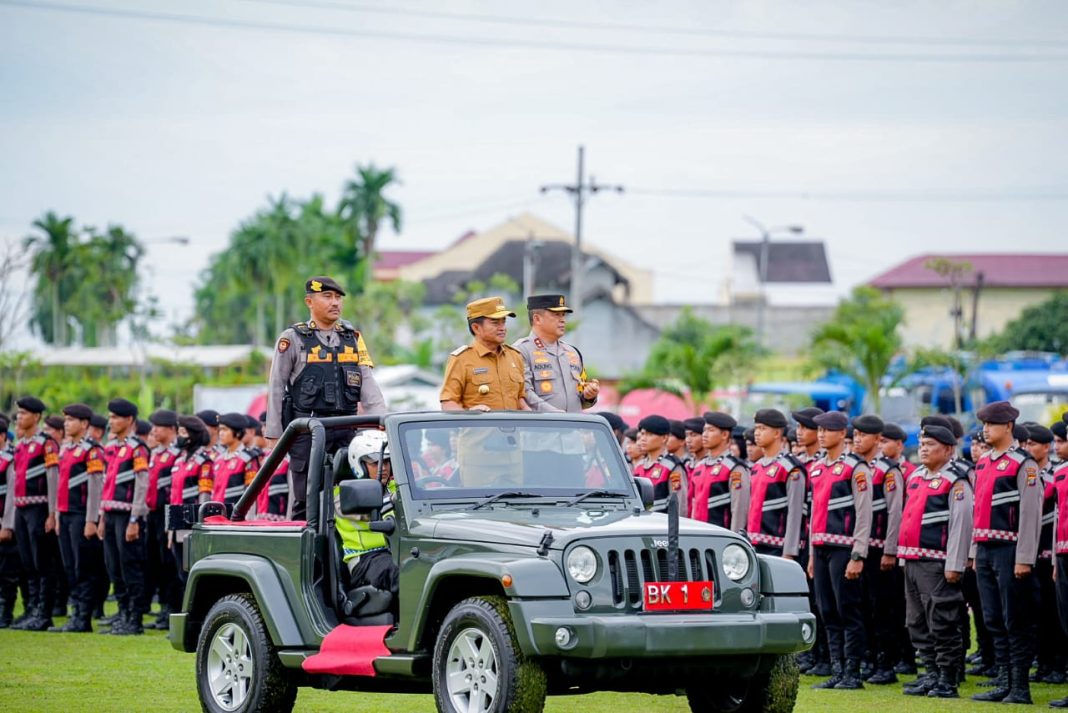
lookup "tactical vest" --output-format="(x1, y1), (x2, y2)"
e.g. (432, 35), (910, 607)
(170, 449), (213, 506)
(211, 447), (258, 506)
(1055, 464), (1068, 555)
(633, 454), (681, 512)
(898, 467), (968, 560)
(747, 453), (802, 549)
(0, 446), (13, 515)
(101, 437), (150, 512)
(690, 454), (744, 528)
(973, 448), (1028, 543)
(1039, 467), (1056, 559)
(13, 433), (59, 507)
(288, 323), (363, 419)
(147, 446), (180, 511)
(869, 456), (900, 549)
(809, 453), (866, 548)
(56, 439), (104, 513)
(255, 455), (290, 521)
(901, 460), (918, 482)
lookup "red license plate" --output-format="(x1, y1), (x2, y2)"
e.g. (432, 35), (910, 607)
(642, 581), (714, 612)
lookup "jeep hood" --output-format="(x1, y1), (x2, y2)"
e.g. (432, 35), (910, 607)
(421, 507), (739, 550)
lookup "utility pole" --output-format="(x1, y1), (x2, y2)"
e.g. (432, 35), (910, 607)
(540, 146), (623, 317)
(742, 216), (804, 347)
(520, 232), (545, 300)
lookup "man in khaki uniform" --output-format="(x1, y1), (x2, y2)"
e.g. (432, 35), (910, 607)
(440, 297), (530, 412)
(512, 294), (599, 413)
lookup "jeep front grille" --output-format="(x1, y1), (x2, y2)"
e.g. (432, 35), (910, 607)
(608, 547), (717, 607)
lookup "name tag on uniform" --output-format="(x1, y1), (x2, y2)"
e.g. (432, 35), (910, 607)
(473, 367), (489, 375)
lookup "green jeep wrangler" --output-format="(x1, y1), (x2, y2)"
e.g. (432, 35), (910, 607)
(169, 412), (815, 713)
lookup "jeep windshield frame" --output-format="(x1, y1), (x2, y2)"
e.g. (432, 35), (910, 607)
(393, 414), (637, 503)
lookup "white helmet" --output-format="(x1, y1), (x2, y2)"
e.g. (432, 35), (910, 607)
(347, 429), (388, 479)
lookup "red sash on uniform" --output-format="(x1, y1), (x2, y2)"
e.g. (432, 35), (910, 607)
(973, 448), (1027, 543)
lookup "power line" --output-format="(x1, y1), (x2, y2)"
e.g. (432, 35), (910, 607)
(627, 187), (1068, 202)
(2, 0), (1067, 64)
(232, 0), (1068, 50)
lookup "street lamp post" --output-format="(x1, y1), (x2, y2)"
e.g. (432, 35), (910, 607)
(741, 216), (804, 347)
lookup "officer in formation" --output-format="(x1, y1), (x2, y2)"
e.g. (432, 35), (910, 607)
(266, 276), (387, 520)
(512, 294), (599, 413)
(627, 401), (1068, 703)
(0, 396), (296, 635)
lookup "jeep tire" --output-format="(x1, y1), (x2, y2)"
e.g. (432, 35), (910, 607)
(686, 654), (799, 713)
(432, 595), (547, 713)
(195, 593), (297, 713)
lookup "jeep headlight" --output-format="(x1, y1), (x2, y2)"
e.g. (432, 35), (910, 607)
(722, 543), (750, 581)
(567, 546), (598, 583)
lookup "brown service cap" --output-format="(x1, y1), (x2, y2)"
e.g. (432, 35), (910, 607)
(466, 296), (516, 321)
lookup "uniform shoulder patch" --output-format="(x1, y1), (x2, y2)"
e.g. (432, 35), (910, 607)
(952, 480), (968, 500)
(277, 337), (290, 353)
(450, 345), (470, 357)
(854, 469), (868, 491)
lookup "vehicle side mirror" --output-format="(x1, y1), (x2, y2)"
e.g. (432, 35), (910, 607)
(634, 477), (654, 510)
(339, 479), (385, 516)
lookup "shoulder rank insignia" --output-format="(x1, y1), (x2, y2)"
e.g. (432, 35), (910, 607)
(450, 345), (470, 357)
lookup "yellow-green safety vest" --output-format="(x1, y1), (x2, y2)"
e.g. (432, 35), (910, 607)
(333, 482), (395, 562)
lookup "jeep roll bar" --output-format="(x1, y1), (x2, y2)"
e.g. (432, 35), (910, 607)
(230, 415), (385, 528)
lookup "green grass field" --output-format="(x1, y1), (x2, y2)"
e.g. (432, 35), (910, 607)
(1, 607), (1066, 712)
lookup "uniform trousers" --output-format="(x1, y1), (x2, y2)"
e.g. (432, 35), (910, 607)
(975, 541), (1038, 669)
(146, 508), (175, 612)
(1036, 557), (1067, 671)
(1057, 554), (1068, 641)
(14, 503), (57, 615)
(904, 559), (964, 671)
(57, 512), (103, 614)
(288, 428), (354, 520)
(0, 538), (20, 611)
(102, 511), (148, 616)
(812, 546), (867, 663)
(864, 548), (901, 666)
(962, 567), (994, 665)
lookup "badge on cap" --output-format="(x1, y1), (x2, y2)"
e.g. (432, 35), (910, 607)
(558, 296), (565, 307)
(310, 280), (323, 292)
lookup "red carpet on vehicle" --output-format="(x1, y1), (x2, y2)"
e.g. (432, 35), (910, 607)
(301, 624), (392, 677)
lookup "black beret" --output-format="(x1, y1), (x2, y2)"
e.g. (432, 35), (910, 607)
(243, 414), (258, 429)
(108, 398), (138, 418)
(813, 411), (849, 431)
(526, 294), (572, 313)
(178, 415), (208, 436)
(0, 414), (8, 433)
(62, 403), (93, 421)
(45, 415), (65, 430)
(89, 414), (108, 430)
(977, 400), (1020, 424)
(1051, 421), (1067, 440)
(149, 409), (178, 428)
(845, 425), (855, 439)
(683, 418), (705, 434)
(703, 411), (737, 430)
(920, 415), (953, 431)
(754, 409), (787, 429)
(972, 428), (986, 444)
(1026, 423), (1054, 444)
(638, 415), (669, 436)
(195, 409), (220, 427)
(596, 412), (626, 432)
(920, 425), (956, 446)
(305, 275), (345, 296)
(668, 420), (686, 440)
(852, 414), (885, 434)
(946, 417), (965, 440)
(791, 407), (825, 429)
(219, 412), (249, 432)
(16, 396), (46, 414)
(785, 428), (797, 443)
(732, 425), (746, 438)
(1012, 423), (1031, 442)
(743, 427), (756, 443)
(135, 419), (152, 436)
(623, 427), (638, 441)
(881, 423), (907, 441)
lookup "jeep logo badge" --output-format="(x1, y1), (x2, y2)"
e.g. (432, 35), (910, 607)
(651, 539), (668, 548)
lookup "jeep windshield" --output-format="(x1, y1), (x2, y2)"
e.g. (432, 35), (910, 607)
(398, 419), (634, 500)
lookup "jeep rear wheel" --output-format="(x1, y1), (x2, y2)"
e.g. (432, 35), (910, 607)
(686, 655), (799, 713)
(432, 595), (547, 713)
(195, 593), (297, 713)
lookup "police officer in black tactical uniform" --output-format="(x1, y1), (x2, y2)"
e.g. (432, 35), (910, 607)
(265, 276), (387, 520)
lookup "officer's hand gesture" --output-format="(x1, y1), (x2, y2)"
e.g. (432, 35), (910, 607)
(469, 404), (491, 412)
(84, 520), (97, 539)
(0, 528), (12, 543)
(582, 379), (600, 401)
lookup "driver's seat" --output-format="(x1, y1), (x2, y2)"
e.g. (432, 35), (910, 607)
(330, 450), (395, 627)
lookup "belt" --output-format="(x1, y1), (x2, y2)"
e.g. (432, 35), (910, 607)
(14, 495), (48, 507)
(101, 499), (133, 512)
(811, 532), (853, 547)
(899, 545), (947, 560)
(748, 532), (785, 547)
(973, 528), (1018, 542)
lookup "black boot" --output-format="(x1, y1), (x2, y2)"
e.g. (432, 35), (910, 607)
(1050, 695), (1068, 708)
(905, 666), (939, 696)
(835, 659), (865, 690)
(927, 666), (960, 698)
(0, 593), (14, 628)
(100, 607), (127, 634)
(111, 609), (143, 636)
(151, 606), (170, 630)
(971, 665), (1010, 702)
(796, 651), (815, 674)
(867, 654), (899, 685)
(1001, 665), (1033, 705)
(809, 661), (833, 677)
(812, 660), (843, 689)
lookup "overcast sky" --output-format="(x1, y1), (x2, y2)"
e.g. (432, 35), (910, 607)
(2, 0), (1067, 343)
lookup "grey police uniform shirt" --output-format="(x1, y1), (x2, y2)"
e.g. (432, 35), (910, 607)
(911, 464), (974, 574)
(265, 324), (387, 439)
(512, 334), (593, 413)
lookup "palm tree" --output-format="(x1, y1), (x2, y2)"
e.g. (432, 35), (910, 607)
(337, 164), (402, 291)
(23, 211), (78, 344)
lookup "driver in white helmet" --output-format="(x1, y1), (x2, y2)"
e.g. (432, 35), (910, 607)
(334, 429), (398, 596)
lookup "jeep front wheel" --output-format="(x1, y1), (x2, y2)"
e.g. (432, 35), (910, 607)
(195, 593), (297, 713)
(432, 595), (547, 713)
